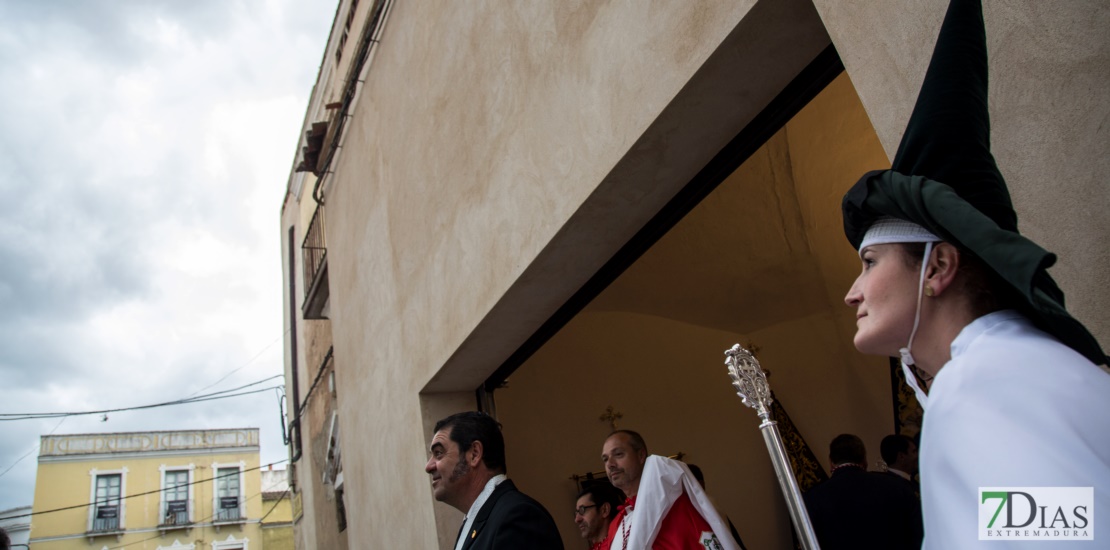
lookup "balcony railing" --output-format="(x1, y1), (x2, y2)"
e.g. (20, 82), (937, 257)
(215, 505), (243, 523)
(90, 515), (120, 533)
(159, 500), (191, 528)
(301, 204), (329, 320)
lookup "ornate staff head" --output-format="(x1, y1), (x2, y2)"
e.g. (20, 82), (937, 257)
(723, 344), (819, 548)
(725, 344), (774, 422)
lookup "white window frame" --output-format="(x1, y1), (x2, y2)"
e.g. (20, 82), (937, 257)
(157, 540), (197, 550)
(211, 533), (249, 550)
(211, 461), (246, 523)
(87, 467), (128, 532)
(159, 463), (196, 525)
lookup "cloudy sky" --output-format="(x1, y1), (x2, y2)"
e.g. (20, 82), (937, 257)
(0, 0), (334, 512)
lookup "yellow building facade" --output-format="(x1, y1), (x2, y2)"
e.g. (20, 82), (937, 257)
(259, 467), (293, 550)
(30, 429), (264, 550)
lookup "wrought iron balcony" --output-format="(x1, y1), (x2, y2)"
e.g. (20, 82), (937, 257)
(159, 500), (191, 528)
(215, 504), (243, 523)
(302, 204), (329, 320)
(89, 514), (121, 534)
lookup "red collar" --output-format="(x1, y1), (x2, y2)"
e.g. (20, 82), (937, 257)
(617, 495), (637, 514)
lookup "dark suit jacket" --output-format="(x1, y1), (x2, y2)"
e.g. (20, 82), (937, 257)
(881, 470), (921, 500)
(458, 479), (563, 550)
(803, 467), (923, 550)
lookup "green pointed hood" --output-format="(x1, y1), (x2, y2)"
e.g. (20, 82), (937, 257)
(840, 0), (1106, 366)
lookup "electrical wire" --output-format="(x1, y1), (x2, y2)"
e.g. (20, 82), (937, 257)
(0, 376), (284, 421)
(293, 348), (332, 424)
(103, 477), (291, 548)
(279, 347), (332, 449)
(0, 459), (290, 521)
(276, 387), (291, 446)
(106, 488), (270, 549)
(187, 330), (289, 398)
(258, 488), (291, 523)
(0, 417), (67, 480)
(0, 385), (281, 422)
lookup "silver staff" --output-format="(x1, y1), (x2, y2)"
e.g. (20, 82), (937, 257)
(725, 344), (820, 549)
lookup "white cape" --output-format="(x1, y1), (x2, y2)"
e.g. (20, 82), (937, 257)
(623, 455), (740, 550)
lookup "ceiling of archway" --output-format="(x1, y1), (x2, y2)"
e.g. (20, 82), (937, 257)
(585, 73), (889, 336)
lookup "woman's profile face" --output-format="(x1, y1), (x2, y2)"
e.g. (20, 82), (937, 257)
(844, 243), (922, 357)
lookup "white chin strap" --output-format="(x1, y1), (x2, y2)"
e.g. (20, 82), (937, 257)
(899, 241), (934, 407)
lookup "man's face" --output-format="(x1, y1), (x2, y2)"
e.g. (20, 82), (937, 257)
(574, 494), (608, 542)
(602, 434), (645, 494)
(425, 428), (470, 507)
(899, 441), (920, 475)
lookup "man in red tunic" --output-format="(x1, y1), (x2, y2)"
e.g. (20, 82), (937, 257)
(599, 430), (738, 550)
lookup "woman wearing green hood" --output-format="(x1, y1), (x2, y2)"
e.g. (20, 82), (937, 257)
(840, 1), (1110, 547)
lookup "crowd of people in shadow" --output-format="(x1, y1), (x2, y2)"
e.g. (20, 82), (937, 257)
(425, 409), (930, 550)
(804, 434), (922, 550)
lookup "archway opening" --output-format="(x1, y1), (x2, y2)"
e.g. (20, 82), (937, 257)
(496, 72), (895, 548)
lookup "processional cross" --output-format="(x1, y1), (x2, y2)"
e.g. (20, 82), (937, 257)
(599, 405), (623, 431)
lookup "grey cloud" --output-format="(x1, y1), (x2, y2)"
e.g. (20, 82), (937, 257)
(0, 0), (332, 513)
(0, 0), (237, 67)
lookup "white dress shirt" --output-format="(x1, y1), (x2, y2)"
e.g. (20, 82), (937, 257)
(887, 467), (912, 482)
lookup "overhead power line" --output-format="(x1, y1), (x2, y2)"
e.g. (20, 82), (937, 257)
(0, 459), (290, 521)
(107, 488), (275, 549)
(0, 417), (67, 480)
(0, 376), (284, 421)
(188, 330), (289, 399)
(258, 488), (292, 523)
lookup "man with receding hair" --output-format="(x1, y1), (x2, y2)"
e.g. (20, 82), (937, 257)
(599, 430), (738, 550)
(425, 411), (562, 550)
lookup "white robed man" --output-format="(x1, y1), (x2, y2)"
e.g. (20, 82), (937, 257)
(599, 430), (739, 550)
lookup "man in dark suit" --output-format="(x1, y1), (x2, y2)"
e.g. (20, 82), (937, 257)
(879, 434), (920, 496)
(425, 411), (563, 550)
(803, 434), (923, 550)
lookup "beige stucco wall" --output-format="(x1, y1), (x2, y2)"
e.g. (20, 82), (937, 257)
(320, 0), (832, 546)
(282, 0), (1108, 547)
(280, 182), (339, 549)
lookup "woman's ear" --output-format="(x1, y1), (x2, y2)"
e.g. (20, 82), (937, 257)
(926, 242), (961, 296)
